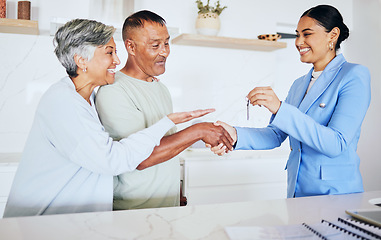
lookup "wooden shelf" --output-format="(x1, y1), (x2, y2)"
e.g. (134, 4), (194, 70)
(171, 33), (287, 52)
(0, 18), (39, 35)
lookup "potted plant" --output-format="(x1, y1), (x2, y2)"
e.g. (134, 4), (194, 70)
(195, 0), (227, 36)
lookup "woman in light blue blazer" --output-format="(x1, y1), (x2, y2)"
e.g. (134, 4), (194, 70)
(211, 5), (371, 198)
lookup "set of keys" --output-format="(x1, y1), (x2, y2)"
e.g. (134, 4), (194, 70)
(247, 98), (250, 120)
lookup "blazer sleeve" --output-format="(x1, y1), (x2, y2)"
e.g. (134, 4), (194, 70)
(271, 64), (371, 157)
(234, 123), (288, 150)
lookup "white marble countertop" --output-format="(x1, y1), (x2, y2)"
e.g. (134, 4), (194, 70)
(0, 191), (380, 240)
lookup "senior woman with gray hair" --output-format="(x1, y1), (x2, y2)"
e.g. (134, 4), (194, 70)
(3, 19), (228, 218)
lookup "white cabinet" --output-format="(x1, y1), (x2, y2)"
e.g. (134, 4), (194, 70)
(0, 164), (18, 217)
(181, 149), (288, 205)
(0, 151), (289, 215)
(0, 153), (21, 218)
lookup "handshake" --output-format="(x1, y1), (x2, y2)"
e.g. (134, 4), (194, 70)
(167, 86), (282, 156)
(205, 120), (237, 156)
(167, 108), (237, 156)
(167, 86), (281, 156)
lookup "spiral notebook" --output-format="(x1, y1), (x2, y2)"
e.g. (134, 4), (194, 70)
(225, 217), (381, 240)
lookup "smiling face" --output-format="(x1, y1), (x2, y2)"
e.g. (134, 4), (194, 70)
(295, 16), (338, 71)
(126, 21), (170, 80)
(86, 37), (120, 86)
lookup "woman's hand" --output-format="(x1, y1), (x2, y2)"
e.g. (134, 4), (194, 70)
(247, 86), (281, 114)
(206, 121), (237, 156)
(167, 109), (215, 125)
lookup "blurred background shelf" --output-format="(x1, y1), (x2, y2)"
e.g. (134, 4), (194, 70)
(171, 33), (287, 51)
(0, 18), (39, 35)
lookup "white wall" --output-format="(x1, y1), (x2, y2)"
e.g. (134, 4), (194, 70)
(134, 0), (353, 134)
(1, 0), (378, 191)
(346, 0), (381, 191)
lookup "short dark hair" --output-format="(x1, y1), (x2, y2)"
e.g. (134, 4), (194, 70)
(122, 10), (166, 42)
(301, 5), (349, 50)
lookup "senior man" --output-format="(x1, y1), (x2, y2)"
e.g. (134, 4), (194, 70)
(96, 10), (233, 210)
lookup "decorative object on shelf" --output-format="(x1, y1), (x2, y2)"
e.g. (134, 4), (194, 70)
(0, 0), (6, 18)
(172, 33), (287, 52)
(195, 0), (227, 36)
(257, 34), (281, 41)
(17, 1), (30, 20)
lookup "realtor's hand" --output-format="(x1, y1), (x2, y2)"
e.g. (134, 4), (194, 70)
(206, 121), (237, 156)
(247, 86), (281, 114)
(192, 122), (234, 152)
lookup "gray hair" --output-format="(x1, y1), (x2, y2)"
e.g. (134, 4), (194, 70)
(53, 19), (116, 78)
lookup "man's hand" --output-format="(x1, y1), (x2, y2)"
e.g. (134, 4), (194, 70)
(195, 122), (234, 152)
(167, 109), (215, 124)
(136, 119), (234, 170)
(206, 121), (237, 156)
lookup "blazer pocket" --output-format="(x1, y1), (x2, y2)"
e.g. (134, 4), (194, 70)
(320, 164), (355, 180)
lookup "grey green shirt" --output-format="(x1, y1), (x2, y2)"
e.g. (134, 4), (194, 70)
(96, 71), (179, 210)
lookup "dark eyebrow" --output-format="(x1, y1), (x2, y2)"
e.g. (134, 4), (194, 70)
(149, 36), (171, 42)
(295, 28), (313, 33)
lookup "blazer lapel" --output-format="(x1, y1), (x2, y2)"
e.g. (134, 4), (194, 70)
(298, 54), (346, 113)
(294, 70), (313, 108)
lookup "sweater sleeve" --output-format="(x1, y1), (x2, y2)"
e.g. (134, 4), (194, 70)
(69, 116), (174, 175)
(40, 86), (174, 176)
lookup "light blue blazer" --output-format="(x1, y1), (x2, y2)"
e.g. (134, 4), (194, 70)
(235, 54), (371, 198)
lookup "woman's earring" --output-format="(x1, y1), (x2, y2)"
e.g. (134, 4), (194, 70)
(329, 42), (334, 50)
(83, 67), (87, 73)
